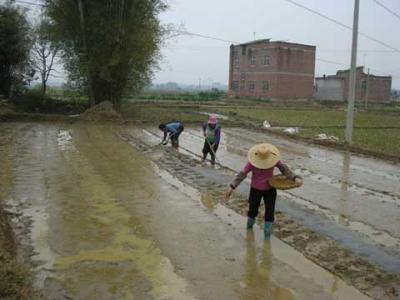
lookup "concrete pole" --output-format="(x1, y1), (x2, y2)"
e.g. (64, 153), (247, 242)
(365, 68), (370, 110)
(345, 0), (360, 144)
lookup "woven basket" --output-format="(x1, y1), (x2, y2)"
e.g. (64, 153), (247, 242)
(269, 175), (302, 190)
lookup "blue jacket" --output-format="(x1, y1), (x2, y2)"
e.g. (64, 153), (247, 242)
(162, 122), (183, 142)
(166, 122), (182, 136)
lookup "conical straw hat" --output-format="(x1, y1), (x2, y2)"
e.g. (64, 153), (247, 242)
(248, 143), (280, 169)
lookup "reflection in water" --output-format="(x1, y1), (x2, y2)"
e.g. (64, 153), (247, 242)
(330, 276), (339, 295)
(239, 231), (294, 299)
(338, 152), (351, 226)
(200, 192), (218, 212)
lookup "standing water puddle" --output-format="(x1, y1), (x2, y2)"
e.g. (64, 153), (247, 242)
(3, 123), (372, 299)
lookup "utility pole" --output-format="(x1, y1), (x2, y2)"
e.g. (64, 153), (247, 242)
(365, 68), (370, 110)
(345, 0), (360, 144)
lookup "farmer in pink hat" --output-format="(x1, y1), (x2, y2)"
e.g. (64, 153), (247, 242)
(202, 115), (221, 165)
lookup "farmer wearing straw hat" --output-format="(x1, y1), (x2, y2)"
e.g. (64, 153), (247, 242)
(224, 143), (302, 240)
(202, 115), (221, 165)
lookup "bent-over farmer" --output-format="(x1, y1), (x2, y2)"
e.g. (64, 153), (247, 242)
(202, 115), (221, 165)
(159, 121), (184, 147)
(224, 143), (302, 240)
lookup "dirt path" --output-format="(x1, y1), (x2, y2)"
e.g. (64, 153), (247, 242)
(0, 123), (373, 299)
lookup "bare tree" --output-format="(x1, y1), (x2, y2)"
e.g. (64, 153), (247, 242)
(31, 17), (60, 99)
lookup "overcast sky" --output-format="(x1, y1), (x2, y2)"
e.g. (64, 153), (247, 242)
(9, 0), (400, 89)
(156, 0), (400, 89)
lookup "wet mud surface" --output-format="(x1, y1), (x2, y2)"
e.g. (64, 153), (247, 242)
(123, 126), (400, 299)
(0, 122), (399, 299)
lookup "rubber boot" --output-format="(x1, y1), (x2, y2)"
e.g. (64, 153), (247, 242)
(264, 222), (273, 240)
(246, 217), (255, 229)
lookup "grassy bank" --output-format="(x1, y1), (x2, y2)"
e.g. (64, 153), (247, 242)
(214, 105), (400, 158)
(121, 102), (224, 124)
(122, 100), (400, 159)
(2, 97), (400, 159)
(0, 132), (36, 299)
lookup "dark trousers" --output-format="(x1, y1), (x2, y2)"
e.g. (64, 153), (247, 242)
(202, 141), (219, 161)
(248, 188), (277, 222)
(171, 125), (184, 146)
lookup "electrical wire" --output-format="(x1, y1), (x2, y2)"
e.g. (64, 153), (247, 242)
(174, 30), (238, 44)
(283, 0), (400, 53)
(316, 58), (348, 67)
(175, 30), (397, 77)
(372, 0), (400, 22)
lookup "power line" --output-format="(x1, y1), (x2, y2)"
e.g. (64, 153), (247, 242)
(176, 29), (399, 78)
(284, 0), (352, 30)
(319, 49), (399, 53)
(316, 58), (348, 67)
(173, 30), (378, 71)
(368, 68), (392, 77)
(318, 58), (397, 77)
(174, 30), (238, 44)
(283, 0), (400, 54)
(373, 0), (400, 22)
(317, 58), (398, 77)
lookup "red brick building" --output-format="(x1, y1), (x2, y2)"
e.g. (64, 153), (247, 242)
(335, 67), (392, 102)
(228, 39), (316, 99)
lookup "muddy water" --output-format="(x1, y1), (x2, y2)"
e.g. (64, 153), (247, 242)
(138, 127), (400, 272)
(223, 128), (400, 241)
(2, 123), (370, 299)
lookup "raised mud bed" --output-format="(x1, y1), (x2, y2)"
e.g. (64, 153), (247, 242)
(240, 120), (400, 164)
(120, 130), (400, 300)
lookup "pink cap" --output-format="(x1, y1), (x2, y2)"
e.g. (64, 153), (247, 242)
(208, 115), (218, 124)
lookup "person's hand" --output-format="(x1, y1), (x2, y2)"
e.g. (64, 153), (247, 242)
(294, 177), (303, 186)
(223, 188), (233, 201)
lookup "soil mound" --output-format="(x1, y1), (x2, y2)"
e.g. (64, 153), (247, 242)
(81, 101), (122, 121)
(0, 101), (16, 121)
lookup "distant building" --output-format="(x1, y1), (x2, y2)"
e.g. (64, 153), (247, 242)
(228, 39), (316, 99)
(314, 76), (344, 101)
(315, 67), (392, 102)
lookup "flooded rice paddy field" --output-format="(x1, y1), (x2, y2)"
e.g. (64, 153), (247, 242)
(0, 122), (399, 299)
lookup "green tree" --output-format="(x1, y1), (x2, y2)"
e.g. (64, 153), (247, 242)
(46, 0), (167, 110)
(0, 1), (32, 98)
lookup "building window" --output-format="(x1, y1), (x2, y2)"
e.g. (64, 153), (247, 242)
(361, 80), (367, 90)
(262, 80), (269, 91)
(240, 80), (245, 90)
(248, 81), (255, 91)
(240, 72), (246, 80)
(250, 54), (256, 66)
(263, 55), (270, 66)
(234, 51), (240, 66)
(231, 81), (239, 90)
(241, 45), (246, 56)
